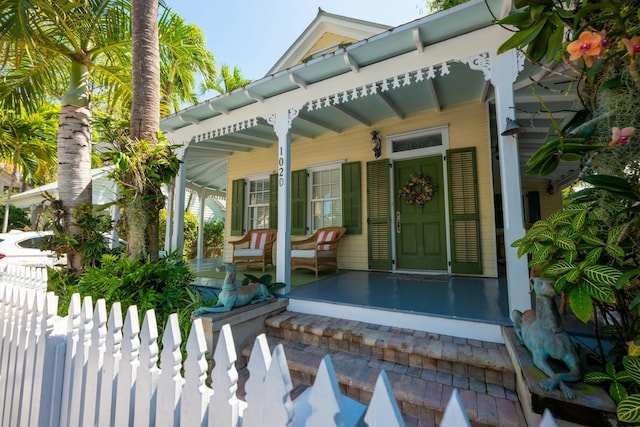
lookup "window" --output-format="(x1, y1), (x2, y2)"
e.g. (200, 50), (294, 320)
(247, 177), (270, 230)
(310, 166), (342, 231)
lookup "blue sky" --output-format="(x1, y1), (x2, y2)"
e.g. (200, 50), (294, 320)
(165, 0), (425, 82)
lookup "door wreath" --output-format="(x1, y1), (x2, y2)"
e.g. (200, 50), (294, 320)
(398, 172), (436, 207)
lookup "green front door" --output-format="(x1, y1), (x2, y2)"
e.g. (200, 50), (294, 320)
(394, 156), (447, 271)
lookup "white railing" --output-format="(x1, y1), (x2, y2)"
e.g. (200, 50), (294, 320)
(0, 264), (561, 427)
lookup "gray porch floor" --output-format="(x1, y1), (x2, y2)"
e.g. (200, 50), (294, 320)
(288, 270), (512, 325)
(188, 258), (511, 326)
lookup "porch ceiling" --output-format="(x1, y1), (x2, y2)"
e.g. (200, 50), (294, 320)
(161, 0), (580, 195)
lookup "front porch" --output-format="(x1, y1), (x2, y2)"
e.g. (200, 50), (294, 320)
(190, 258), (512, 342)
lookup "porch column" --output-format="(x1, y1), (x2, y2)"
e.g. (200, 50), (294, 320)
(163, 183), (174, 253)
(197, 189), (206, 260)
(268, 107), (300, 294)
(490, 49), (531, 313)
(171, 146), (188, 256)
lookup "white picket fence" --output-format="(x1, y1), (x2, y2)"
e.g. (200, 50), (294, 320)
(0, 264), (562, 427)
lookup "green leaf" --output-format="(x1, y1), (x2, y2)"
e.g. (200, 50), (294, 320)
(617, 394), (640, 422)
(497, 18), (548, 54)
(581, 234), (605, 246)
(495, 10), (532, 26)
(611, 381), (629, 403)
(569, 285), (593, 323)
(542, 261), (574, 275)
(608, 224), (627, 245)
(623, 356), (640, 385)
(554, 237), (576, 252)
(585, 247), (604, 264)
(581, 277), (616, 303)
(583, 371), (612, 383)
(566, 268), (581, 283)
(605, 244), (625, 263)
(583, 265), (623, 289)
(560, 153), (582, 161)
(571, 209), (587, 231)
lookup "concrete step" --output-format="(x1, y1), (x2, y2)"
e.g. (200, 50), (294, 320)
(239, 311), (525, 427)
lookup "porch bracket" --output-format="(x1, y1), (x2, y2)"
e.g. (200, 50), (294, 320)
(427, 79), (441, 112)
(461, 52), (491, 81)
(489, 48), (531, 314)
(244, 88), (264, 103)
(344, 52), (360, 73)
(207, 101), (229, 114)
(412, 27), (424, 53)
(177, 114), (200, 125)
(289, 73), (308, 89)
(265, 106), (302, 293)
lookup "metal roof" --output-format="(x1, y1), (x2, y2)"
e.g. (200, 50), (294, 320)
(161, 0), (579, 194)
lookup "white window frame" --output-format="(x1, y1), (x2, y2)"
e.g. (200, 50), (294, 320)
(245, 173), (271, 231)
(387, 125), (449, 160)
(306, 161), (344, 233)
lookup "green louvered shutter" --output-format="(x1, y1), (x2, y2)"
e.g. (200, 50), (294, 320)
(269, 173), (278, 228)
(291, 169), (307, 235)
(230, 178), (245, 236)
(447, 147), (482, 274)
(367, 160), (392, 270)
(341, 162), (362, 234)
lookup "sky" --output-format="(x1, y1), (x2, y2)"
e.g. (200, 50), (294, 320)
(165, 0), (425, 82)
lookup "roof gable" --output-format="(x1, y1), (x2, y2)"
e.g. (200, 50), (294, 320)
(267, 9), (391, 75)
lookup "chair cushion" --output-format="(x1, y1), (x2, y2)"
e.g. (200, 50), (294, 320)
(250, 231), (272, 249)
(316, 230), (338, 250)
(291, 249), (315, 259)
(234, 249), (264, 257)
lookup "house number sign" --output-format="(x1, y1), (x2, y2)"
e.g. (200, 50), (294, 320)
(278, 147), (285, 187)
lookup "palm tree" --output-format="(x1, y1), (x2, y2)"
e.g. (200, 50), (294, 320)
(210, 64), (252, 94)
(159, 10), (217, 117)
(0, 0), (218, 271)
(0, 0), (133, 273)
(0, 105), (58, 232)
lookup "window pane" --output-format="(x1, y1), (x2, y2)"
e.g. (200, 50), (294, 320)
(248, 178), (270, 229)
(309, 165), (342, 232)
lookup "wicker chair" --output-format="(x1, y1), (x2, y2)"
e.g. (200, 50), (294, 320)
(290, 227), (346, 277)
(230, 229), (277, 271)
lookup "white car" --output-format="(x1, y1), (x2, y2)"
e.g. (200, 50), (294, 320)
(0, 230), (63, 267)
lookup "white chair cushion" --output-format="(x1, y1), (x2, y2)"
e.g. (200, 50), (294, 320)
(234, 249), (264, 257)
(291, 249), (315, 259)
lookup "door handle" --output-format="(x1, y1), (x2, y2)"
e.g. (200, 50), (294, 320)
(396, 211), (401, 234)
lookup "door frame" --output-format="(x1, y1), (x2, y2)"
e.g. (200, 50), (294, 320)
(386, 125), (452, 273)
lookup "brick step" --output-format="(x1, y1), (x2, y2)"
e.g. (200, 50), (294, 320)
(265, 312), (516, 392)
(240, 336), (524, 427)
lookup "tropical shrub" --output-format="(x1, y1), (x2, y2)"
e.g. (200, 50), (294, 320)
(48, 251), (211, 342)
(497, 0), (640, 420)
(0, 205), (29, 230)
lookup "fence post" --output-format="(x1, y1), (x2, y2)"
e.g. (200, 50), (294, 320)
(21, 289), (45, 427)
(1, 285), (26, 426)
(37, 292), (66, 427)
(242, 334), (271, 427)
(113, 305), (140, 427)
(81, 299), (107, 427)
(363, 370), (405, 427)
(12, 288), (36, 426)
(156, 313), (183, 427)
(133, 310), (160, 427)
(302, 355), (363, 427)
(209, 323), (242, 427)
(98, 302), (123, 427)
(180, 317), (211, 427)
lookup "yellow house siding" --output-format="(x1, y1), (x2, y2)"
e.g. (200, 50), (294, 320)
(301, 33), (358, 63)
(226, 100), (498, 277)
